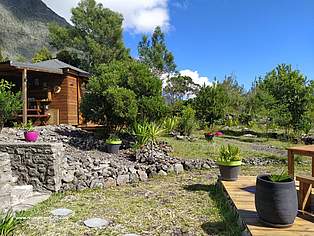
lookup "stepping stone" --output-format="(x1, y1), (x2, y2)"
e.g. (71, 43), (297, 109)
(83, 218), (110, 228)
(51, 208), (73, 217)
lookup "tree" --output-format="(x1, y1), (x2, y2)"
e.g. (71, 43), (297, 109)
(81, 60), (167, 131)
(32, 47), (53, 63)
(194, 83), (229, 127)
(56, 50), (81, 68)
(0, 80), (22, 132)
(138, 26), (176, 77)
(256, 64), (313, 132)
(0, 50), (6, 62)
(220, 75), (245, 115)
(49, 0), (129, 71)
(81, 85), (137, 132)
(164, 75), (200, 103)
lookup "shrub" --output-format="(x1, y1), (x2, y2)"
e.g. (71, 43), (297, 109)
(0, 80), (22, 133)
(163, 117), (179, 134)
(179, 105), (197, 136)
(81, 85), (138, 133)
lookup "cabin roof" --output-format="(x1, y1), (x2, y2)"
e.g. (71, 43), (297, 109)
(0, 59), (90, 78)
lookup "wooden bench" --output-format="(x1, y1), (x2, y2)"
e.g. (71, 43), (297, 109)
(296, 175), (314, 211)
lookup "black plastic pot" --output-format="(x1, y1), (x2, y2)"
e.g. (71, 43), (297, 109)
(255, 174), (298, 228)
(106, 144), (121, 154)
(217, 161), (241, 181)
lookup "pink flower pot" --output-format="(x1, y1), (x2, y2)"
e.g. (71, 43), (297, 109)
(24, 131), (39, 142)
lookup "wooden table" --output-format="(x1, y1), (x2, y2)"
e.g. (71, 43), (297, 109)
(287, 145), (314, 177)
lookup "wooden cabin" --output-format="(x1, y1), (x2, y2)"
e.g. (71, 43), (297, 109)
(0, 59), (90, 126)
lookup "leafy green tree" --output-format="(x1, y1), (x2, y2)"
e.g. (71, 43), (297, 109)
(49, 0), (129, 71)
(32, 47), (53, 63)
(164, 75), (200, 103)
(81, 85), (137, 132)
(220, 75), (245, 115)
(81, 60), (167, 130)
(56, 50), (81, 67)
(0, 50), (6, 62)
(179, 105), (197, 136)
(256, 64), (313, 132)
(0, 80), (22, 132)
(138, 26), (176, 77)
(194, 84), (229, 127)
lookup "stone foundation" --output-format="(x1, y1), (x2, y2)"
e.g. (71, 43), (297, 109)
(0, 143), (64, 192)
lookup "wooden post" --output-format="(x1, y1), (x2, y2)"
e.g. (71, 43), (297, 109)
(287, 150), (294, 177)
(22, 69), (27, 124)
(312, 156), (314, 177)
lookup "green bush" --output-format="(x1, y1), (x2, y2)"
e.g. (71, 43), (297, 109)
(0, 80), (22, 133)
(179, 105), (197, 136)
(81, 85), (138, 133)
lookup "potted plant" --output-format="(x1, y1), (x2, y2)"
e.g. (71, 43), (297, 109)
(106, 135), (122, 154)
(22, 121), (39, 142)
(204, 131), (223, 142)
(255, 171), (298, 228)
(216, 144), (242, 181)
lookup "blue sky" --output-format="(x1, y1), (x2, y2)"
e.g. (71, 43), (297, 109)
(44, 0), (314, 89)
(124, 0), (314, 89)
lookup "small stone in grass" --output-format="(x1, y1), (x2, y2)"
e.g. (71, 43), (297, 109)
(83, 218), (110, 228)
(51, 208), (73, 217)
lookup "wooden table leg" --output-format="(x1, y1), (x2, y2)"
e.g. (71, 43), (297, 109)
(288, 150), (294, 177)
(312, 156), (314, 177)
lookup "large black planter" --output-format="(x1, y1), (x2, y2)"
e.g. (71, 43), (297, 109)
(255, 174), (298, 228)
(106, 144), (121, 154)
(217, 161), (241, 181)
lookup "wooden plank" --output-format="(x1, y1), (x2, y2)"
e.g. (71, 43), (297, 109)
(221, 176), (314, 236)
(22, 69), (27, 124)
(288, 149), (294, 177)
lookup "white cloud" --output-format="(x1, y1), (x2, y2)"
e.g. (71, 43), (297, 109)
(42, 0), (169, 33)
(179, 69), (212, 87)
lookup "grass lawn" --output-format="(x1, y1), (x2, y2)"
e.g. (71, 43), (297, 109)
(16, 171), (243, 236)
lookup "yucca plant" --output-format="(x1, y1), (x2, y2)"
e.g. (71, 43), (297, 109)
(0, 210), (19, 236)
(269, 170), (291, 182)
(217, 144), (241, 164)
(148, 122), (165, 144)
(163, 117), (179, 134)
(133, 122), (150, 146)
(133, 122), (164, 147)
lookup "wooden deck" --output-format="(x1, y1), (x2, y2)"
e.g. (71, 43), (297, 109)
(220, 176), (314, 236)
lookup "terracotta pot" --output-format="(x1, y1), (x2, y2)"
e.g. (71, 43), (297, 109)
(24, 131), (39, 142)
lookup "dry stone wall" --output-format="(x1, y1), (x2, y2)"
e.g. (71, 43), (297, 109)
(0, 143), (64, 192)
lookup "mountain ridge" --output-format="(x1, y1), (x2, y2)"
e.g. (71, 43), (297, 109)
(0, 0), (69, 59)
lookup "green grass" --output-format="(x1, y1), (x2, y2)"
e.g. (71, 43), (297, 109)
(161, 135), (287, 161)
(15, 171), (242, 236)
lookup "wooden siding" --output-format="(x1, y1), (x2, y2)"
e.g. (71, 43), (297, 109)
(50, 75), (79, 125)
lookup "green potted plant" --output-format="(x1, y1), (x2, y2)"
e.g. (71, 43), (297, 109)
(105, 135), (122, 154)
(255, 171), (298, 227)
(216, 144), (242, 181)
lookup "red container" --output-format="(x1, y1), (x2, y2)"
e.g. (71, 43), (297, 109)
(24, 131), (39, 142)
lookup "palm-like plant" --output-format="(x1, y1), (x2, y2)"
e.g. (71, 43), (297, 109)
(163, 117), (179, 134)
(0, 210), (19, 236)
